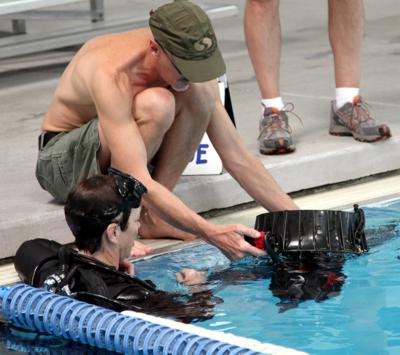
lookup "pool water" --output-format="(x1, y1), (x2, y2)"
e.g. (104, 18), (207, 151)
(0, 198), (399, 354)
(134, 198), (400, 355)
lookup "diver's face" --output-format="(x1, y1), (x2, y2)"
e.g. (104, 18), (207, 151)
(118, 207), (141, 260)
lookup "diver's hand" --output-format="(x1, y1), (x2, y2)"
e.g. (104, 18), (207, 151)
(204, 224), (267, 260)
(176, 268), (207, 286)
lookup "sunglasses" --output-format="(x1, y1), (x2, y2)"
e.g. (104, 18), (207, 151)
(108, 167), (147, 209)
(156, 41), (186, 78)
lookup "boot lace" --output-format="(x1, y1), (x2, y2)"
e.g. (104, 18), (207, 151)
(350, 97), (374, 128)
(258, 103), (303, 140)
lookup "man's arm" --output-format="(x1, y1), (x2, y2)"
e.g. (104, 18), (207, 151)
(206, 84), (298, 211)
(90, 71), (265, 260)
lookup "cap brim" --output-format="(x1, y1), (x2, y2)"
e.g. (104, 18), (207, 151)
(170, 47), (226, 83)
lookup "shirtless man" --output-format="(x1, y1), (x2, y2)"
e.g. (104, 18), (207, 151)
(36, 1), (298, 260)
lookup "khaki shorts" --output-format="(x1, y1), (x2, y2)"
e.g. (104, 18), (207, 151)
(36, 119), (100, 203)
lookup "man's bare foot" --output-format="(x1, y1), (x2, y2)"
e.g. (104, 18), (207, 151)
(131, 240), (154, 257)
(139, 208), (197, 241)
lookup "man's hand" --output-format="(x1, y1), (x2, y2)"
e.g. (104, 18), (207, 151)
(205, 224), (267, 260)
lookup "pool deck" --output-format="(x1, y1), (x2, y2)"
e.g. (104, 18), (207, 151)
(0, 0), (400, 259)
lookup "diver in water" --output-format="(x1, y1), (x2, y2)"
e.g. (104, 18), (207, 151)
(14, 170), (216, 323)
(255, 207), (366, 311)
(268, 253), (346, 312)
(234, 207), (367, 312)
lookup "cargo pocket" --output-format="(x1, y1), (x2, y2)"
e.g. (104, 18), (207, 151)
(50, 153), (74, 203)
(35, 152), (55, 193)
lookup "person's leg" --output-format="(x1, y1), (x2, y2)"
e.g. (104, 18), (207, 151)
(98, 86), (191, 241)
(97, 87), (175, 172)
(328, 0), (361, 128)
(123, 84), (216, 240)
(244, 0), (281, 101)
(151, 83), (215, 190)
(328, 0), (391, 141)
(244, 0), (295, 154)
(328, 0), (363, 105)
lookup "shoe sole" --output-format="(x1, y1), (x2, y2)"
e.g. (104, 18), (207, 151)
(329, 130), (392, 142)
(260, 146), (296, 155)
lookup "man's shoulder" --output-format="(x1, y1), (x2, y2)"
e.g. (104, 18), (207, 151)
(73, 52), (129, 94)
(89, 67), (131, 98)
(71, 29), (149, 97)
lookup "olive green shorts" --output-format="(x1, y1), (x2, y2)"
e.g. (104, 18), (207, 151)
(36, 119), (100, 203)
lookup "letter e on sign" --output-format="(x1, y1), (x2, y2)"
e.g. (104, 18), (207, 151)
(196, 144), (209, 164)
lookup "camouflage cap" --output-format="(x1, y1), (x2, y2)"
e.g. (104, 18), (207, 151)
(149, 0), (226, 82)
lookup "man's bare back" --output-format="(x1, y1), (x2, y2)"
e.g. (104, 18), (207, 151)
(43, 28), (154, 132)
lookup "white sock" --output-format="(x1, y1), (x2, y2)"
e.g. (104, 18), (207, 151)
(261, 97), (284, 111)
(335, 87), (360, 109)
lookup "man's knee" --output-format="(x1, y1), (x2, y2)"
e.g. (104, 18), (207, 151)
(134, 87), (175, 131)
(179, 82), (216, 119)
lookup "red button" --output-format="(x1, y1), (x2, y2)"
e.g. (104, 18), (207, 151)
(254, 231), (266, 249)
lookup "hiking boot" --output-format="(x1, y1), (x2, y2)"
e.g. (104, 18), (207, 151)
(258, 105), (296, 155)
(329, 96), (391, 142)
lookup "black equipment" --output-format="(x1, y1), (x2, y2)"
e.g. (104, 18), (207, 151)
(14, 239), (156, 312)
(14, 238), (218, 322)
(248, 205), (368, 263)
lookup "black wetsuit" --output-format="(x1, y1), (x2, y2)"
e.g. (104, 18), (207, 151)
(14, 239), (218, 323)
